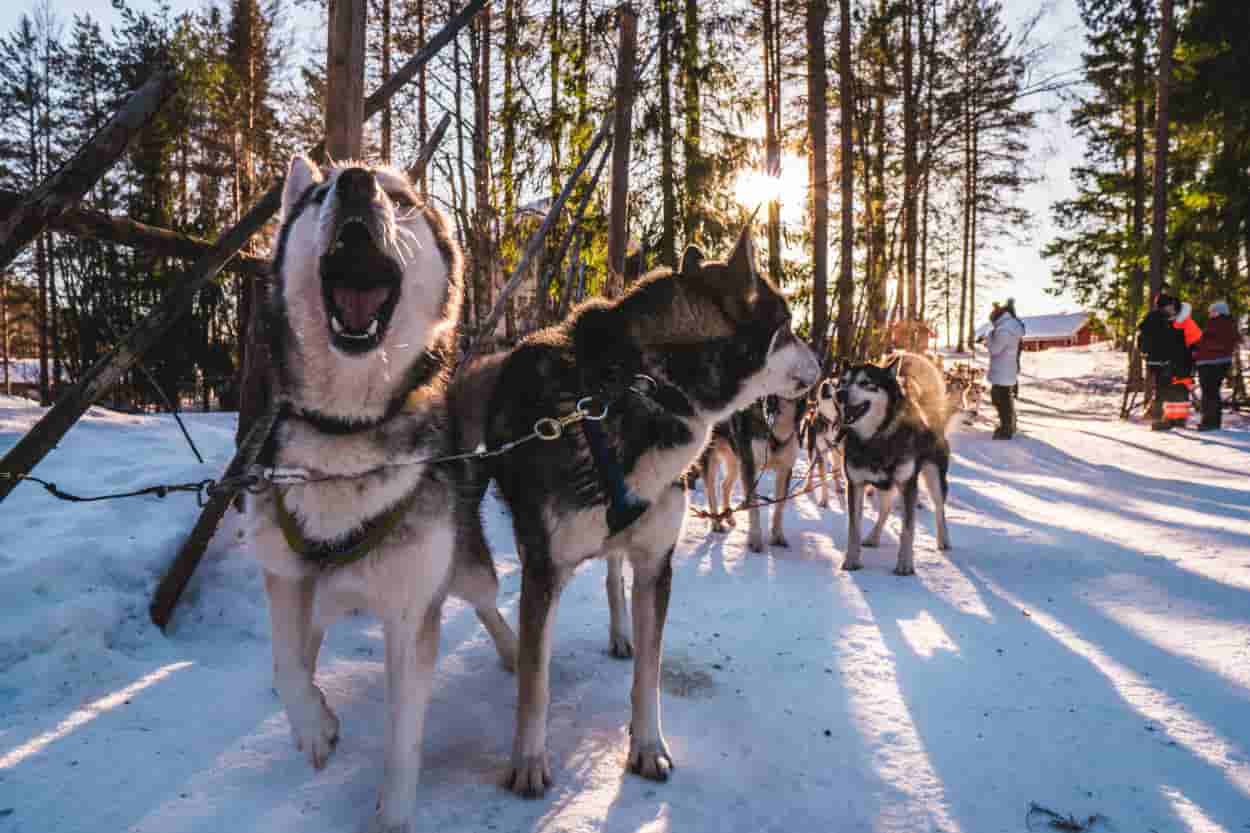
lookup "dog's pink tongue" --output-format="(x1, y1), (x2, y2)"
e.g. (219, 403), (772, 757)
(332, 286), (389, 331)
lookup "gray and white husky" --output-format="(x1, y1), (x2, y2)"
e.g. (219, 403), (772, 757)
(450, 229), (820, 798)
(248, 155), (515, 833)
(699, 394), (805, 550)
(836, 352), (953, 575)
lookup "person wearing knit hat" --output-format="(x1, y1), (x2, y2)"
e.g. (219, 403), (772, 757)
(987, 302), (1025, 438)
(1137, 292), (1190, 430)
(1192, 301), (1242, 430)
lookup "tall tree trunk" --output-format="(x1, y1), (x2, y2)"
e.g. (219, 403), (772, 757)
(968, 113), (979, 347)
(902, 0), (917, 332)
(474, 5), (495, 339)
(836, 0), (854, 361)
(958, 92), (970, 352)
(1122, 0), (1149, 408)
(807, 0), (829, 354)
(658, 0), (677, 267)
(549, 0), (562, 205)
(1147, 0), (1175, 299)
(918, 0), (935, 330)
(681, 0), (702, 245)
(381, 0), (392, 161)
(606, 5), (638, 296)
(417, 0), (428, 196)
(869, 0), (887, 357)
(452, 3), (473, 326)
(501, 0), (518, 323)
(0, 272), (8, 395)
(763, 0), (783, 285)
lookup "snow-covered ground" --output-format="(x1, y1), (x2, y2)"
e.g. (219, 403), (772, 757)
(2, 344), (1248, 833)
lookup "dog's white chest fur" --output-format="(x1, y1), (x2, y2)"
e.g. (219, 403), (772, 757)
(846, 457), (915, 487)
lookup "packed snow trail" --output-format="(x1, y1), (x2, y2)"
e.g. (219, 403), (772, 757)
(1, 344), (1248, 833)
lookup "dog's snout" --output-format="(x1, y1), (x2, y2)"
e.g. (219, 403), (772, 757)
(336, 167), (377, 205)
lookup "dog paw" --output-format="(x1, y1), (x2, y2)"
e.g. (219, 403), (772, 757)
(627, 738), (673, 782)
(609, 632), (634, 659)
(893, 565), (916, 577)
(770, 535), (789, 549)
(817, 499), (830, 509)
(841, 558), (863, 572)
(291, 688), (340, 770)
(506, 754), (552, 799)
(747, 536), (765, 554)
(710, 522), (729, 535)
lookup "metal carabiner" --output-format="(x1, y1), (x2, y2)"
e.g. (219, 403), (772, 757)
(534, 417), (564, 441)
(576, 396), (609, 421)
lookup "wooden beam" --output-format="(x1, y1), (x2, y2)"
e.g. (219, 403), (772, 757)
(0, 2), (487, 506)
(534, 140), (612, 323)
(606, 5), (638, 297)
(148, 405), (278, 630)
(0, 68), (176, 272)
(0, 190), (269, 278)
(326, 0), (367, 160)
(468, 117), (612, 356)
(407, 112), (452, 187)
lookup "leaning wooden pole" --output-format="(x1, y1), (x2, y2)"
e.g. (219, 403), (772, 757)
(149, 405), (279, 630)
(406, 112), (452, 183)
(534, 139), (612, 321)
(0, 68), (177, 272)
(605, 4), (638, 297)
(0, 190), (269, 278)
(0, 0), (487, 507)
(468, 117), (612, 356)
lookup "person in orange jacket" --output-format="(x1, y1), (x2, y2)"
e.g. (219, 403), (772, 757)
(1169, 302), (1202, 426)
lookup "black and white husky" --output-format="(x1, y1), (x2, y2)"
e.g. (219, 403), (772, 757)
(800, 377), (847, 510)
(699, 395), (805, 549)
(248, 155), (514, 833)
(836, 352), (953, 575)
(451, 230), (820, 798)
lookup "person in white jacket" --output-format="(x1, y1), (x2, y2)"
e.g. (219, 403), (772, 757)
(986, 302), (1025, 439)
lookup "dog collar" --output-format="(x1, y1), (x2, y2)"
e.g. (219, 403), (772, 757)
(274, 485), (419, 567)
(285, 347), (446, 435)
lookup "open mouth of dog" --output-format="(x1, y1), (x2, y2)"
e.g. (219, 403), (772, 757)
(841, 400), (870, 426)
(320, 215), (402, 354)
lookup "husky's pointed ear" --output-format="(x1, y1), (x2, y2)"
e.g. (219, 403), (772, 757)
(282, 154), (323, 222)
(680, 245), (705, 275)
(728, 224), (758, 288)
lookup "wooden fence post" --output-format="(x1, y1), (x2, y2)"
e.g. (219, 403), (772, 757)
(606, 5), (637, 298)
(0, 189), (268, 278)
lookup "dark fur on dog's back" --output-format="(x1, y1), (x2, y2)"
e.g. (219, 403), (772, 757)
(480, 266), (793, 518)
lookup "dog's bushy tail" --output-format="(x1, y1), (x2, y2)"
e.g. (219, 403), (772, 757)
(896, 351), (951, 436)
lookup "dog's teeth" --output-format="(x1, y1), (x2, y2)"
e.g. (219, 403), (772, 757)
(367, 319), (379, 336)
(330, 315), (344, 334)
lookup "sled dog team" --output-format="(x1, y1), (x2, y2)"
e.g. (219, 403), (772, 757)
(248, 156), (954, 831)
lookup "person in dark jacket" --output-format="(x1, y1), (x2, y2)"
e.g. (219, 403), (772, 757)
(1137, 293), (1190, 431)
(1192, 301), (1241, 430)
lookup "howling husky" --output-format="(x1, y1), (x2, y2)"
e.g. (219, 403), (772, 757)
(836, 352), (953, 575)
(248, 155), (514, 833)
(451, 230), (820, 798)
